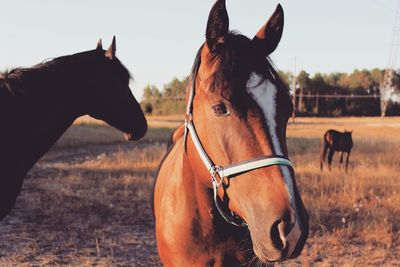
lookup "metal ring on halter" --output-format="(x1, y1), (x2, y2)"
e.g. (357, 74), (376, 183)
(210, 166), (224, 188)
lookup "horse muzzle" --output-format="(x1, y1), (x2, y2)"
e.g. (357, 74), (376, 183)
(124, 120), (148, 141)
(250, 210), (308, 263)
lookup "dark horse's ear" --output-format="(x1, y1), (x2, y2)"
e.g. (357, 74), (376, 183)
(206, 0), (229, 52)
(105, 36), (116, 60)
(96, 39), (103, 50)
(252, 4), (284, 57)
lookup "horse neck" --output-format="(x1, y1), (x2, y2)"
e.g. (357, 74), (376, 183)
(7, 62), (88, 105)
(1, 65), (87, 175)
(28, 102), (77, 158)
(183, 149), (215, 228)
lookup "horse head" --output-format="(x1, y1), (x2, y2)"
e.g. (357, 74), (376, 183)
(84, 37), (147, 140)
(188, 0), (308, 262)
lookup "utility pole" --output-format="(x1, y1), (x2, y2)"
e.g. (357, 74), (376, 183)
(292, 57), (297, 123)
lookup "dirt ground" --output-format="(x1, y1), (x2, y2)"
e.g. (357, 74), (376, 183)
(0, 117), (399, 266)
(0, 141), (161, 267)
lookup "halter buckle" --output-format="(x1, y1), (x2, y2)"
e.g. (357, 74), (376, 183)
(210, 165), (224, 188)
(185, 112), (193, 124)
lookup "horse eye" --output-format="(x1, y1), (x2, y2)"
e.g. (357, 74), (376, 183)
(212, 102), (230, 116)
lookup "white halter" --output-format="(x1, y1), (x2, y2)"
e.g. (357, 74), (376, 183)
(184, 74), (293, 227)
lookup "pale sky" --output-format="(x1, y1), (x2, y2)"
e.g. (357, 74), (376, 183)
(0, 0), (398, 99)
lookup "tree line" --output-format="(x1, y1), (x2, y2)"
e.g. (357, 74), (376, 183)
(141, 77), (188, 115)
(140, 68), (400, 116)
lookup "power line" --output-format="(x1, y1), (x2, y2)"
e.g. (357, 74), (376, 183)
(143, 94), (381, 101)
(295, 94), (380, 99)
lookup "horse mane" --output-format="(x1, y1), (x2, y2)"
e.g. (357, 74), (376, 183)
(0, 50), (132, 97)
(190, 31), (293, 113)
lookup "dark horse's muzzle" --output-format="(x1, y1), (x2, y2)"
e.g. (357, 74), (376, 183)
(124, 121), (148, 141)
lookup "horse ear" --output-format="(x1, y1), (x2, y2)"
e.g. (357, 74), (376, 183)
(206, 0), (229, 52)
(96, 39), (103, 50)
(252, 4), (284, 56)
(105, 36), (116, 60)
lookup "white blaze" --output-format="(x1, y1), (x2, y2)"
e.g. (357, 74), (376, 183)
(246, 73), (282, 155)
(246, 72), (296, 207)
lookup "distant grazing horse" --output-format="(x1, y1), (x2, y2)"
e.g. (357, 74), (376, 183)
(154, 1), (308, 266)
(320, 129), (353, 171)
(0, 37), (147, 220)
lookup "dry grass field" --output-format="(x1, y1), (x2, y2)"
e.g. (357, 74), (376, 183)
(0, 116), (399, 266)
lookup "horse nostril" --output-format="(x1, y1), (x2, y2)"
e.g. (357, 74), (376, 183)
(270, 217), (293, 253)
(270, 220), (285, 251)
(124, 133), (134, 141)
(124, 122), (148, 141)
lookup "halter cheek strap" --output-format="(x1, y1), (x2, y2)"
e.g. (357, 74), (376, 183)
(185, 73), (293, 227)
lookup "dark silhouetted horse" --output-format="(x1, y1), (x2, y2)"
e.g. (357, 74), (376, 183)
(320, 129), (353, 171)
(0, 37), (147, 220)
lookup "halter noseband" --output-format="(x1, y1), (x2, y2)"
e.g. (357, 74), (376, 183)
(184, 74), (293, 227)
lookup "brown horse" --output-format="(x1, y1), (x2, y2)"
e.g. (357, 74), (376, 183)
(0, 37), (147, 220)
(154, 1), (308, 266)
(320, 129), (353, 172)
